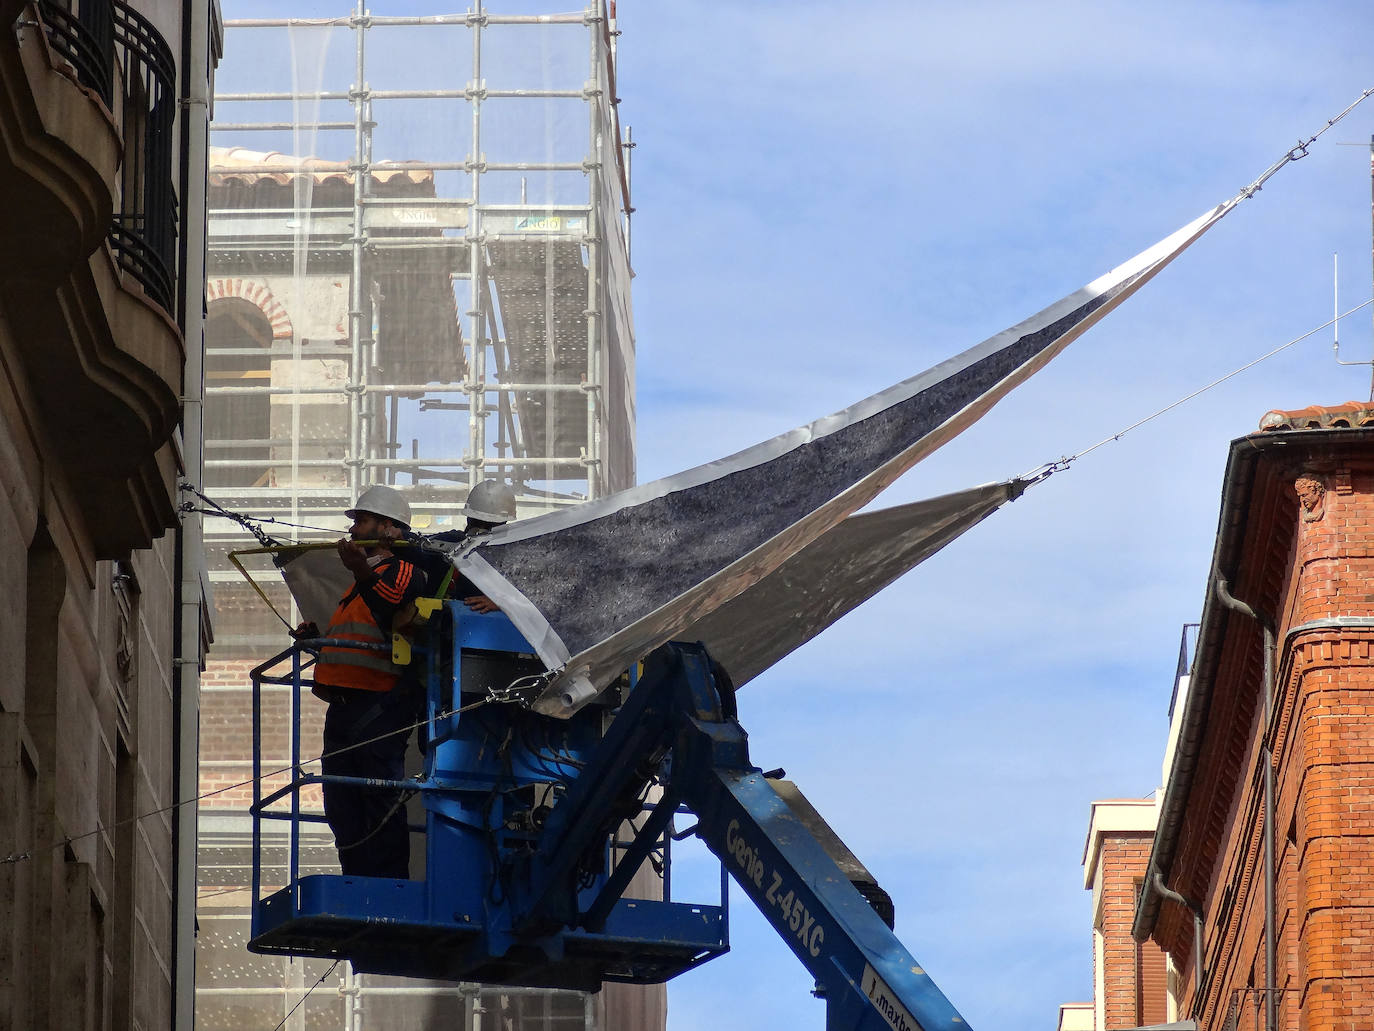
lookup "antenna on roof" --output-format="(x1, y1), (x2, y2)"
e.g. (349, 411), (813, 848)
(1332, 135), (1374, 401)
(1334, 252), (1341, 357)
(1332, 254), (1374, 403)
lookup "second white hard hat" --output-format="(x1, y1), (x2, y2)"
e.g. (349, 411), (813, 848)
(345, 484), (412, 528)
(462, 479), (517, 524)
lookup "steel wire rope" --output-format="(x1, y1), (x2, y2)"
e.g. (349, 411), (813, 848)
(1011, 81), (1374, 485)
(196, 886), (251, 900)
(178, 484), (346, 538)
(270, 960), (340, 1031)
(180, 504), (346, 538)
(0, 692), (501, 868)
(1021, 298), (1374, 485)
(1236, 86), (1374, 201)
(78, 82), (1374, 921)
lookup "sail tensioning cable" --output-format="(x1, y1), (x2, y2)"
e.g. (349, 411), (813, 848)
(1021, 298), (1374, 486)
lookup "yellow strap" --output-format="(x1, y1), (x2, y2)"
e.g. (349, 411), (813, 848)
(228, 539), (432, 636)
(227, 547), (298, 628)
(227, 540), (369, 629)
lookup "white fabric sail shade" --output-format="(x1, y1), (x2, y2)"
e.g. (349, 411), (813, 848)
(277, 201), (1234, 715)
(457, 203), (1232, 713)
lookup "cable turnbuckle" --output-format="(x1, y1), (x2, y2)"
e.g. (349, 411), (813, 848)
(488, 674), (551, 708)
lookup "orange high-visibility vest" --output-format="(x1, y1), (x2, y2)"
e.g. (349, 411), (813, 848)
(315, 587), (400, 693)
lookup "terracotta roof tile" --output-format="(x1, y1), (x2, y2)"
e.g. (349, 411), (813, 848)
(208, 146), (433, 188)
(1257, 401), (1374, 431)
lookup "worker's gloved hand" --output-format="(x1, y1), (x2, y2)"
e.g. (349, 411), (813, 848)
(463, 595), (500, 614)
(290, 621), (320, 641)
(337, 537), (373, 579)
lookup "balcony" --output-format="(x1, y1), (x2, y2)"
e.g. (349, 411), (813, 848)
(34, 0), (178, 313)
(0, 0), (184, 555)
(108, 0), (178, 314)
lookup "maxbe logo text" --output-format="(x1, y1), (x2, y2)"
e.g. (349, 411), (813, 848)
(871, 991), (914, 1031)
(861, 964), (921, 1031)
(724, 819), (825, 958)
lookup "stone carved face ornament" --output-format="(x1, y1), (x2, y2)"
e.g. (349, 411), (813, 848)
(1295, 474), (1326, 522)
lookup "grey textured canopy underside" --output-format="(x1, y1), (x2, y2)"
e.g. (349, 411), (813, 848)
(455, 203), (1231, 714)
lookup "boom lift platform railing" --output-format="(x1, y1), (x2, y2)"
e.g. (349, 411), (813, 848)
(247, 605), (970, 1029)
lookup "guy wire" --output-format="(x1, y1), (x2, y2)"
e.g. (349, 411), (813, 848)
(1023, 298), (1374, 484)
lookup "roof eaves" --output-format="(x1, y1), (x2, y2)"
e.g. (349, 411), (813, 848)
(1132, 426), (1374, 941)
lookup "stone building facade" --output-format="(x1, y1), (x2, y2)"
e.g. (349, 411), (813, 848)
(0, 1), (217, 1028)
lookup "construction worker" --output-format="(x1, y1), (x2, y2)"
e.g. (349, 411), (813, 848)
(298, 484), (423, 879)
(423, 479), (518, 612)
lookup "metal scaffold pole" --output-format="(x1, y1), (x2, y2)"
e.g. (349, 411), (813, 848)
(347, 0), (371, 498)
(583, 0), (603, 499)
(467, 0), (487, 489)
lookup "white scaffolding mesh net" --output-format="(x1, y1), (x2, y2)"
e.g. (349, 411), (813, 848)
(196, 5), (648, 1030)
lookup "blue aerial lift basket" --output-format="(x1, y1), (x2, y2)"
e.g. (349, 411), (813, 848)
(247, 604), (730, 989)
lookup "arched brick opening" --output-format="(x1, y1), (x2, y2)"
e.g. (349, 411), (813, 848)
(205, 277), (294, 340)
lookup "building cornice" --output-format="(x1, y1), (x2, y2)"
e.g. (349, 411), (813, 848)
(1082, 798), (1159, 889)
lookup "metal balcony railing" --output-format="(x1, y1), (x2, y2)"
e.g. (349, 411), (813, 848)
(34, 0), (177, 315)
(110, 0), (177, 314)
(1168, 621), (1201, 721)
(34, 0), (113, 107)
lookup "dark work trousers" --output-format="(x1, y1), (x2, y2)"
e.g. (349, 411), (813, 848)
(321, 682), (417, 878)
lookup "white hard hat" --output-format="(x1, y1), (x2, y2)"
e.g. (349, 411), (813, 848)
(345, 484), (412, 528)
(461, 479), (517, 524)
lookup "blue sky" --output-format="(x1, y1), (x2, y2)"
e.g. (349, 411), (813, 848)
(612, 3), (1374, 1029)
(213, 2), (1374, 1027)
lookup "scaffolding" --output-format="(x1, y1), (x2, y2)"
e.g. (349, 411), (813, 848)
(195, 5), (645, 1028)
(203, 0), (635, 529)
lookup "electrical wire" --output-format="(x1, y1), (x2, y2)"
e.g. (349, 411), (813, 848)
(270, 960), (339, 1031)
(482, 726), (517, 906)
(0, 694), (496, 868)
(196, 886), (251, 900)
(1021, 298), (1374, 486)
(513, 718), (583, 782)
(335, 788), (419, 854)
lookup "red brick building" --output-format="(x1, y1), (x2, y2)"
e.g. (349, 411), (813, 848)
(1076, 800), (1171, 1031)
(1064, 407), (1374, 1031)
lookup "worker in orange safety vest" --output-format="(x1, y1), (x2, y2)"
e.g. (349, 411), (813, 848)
(295, 484), (424, 878)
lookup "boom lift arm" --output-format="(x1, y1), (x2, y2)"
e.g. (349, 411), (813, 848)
(510, 641), (969, 1031)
